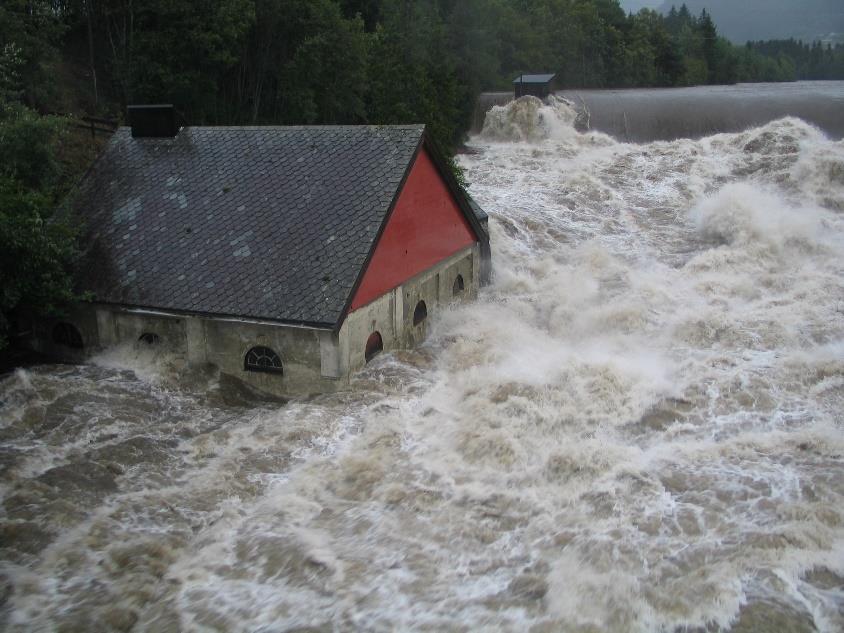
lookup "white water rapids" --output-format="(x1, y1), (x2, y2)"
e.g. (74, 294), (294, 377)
(1, 95), (843, 632)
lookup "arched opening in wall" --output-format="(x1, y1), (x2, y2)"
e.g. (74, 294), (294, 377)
(453, 274), (465, 296)
(52, 322), (83, 349)
(365, 331), (383, 363)
(413, 300), (427, 326)
(244, 346), (283, 374)
(138, 332), (160, 346)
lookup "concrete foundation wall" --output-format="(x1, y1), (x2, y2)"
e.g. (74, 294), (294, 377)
(30, 305), (101, 365)
(111, 312), (188, 350)
(31, 307), (342, 398)
(200, 318), (338, 396)
(28, 244), (480, 397)
(341, 244), (479, 372)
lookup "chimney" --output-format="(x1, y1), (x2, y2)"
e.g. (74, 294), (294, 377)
(128, 104), (179, 138)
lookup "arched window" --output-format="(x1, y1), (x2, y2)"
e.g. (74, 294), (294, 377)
(453, 274), (465, 296)
(413, 300), (427, 326)
(365, 331), (383, 363)
(52, 322), (83, 349)
(244, 346), (283, 374)
(138, 332), (160, 346)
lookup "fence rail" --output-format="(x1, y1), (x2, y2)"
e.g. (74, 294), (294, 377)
(73, 115), (119, 139)
(46, 112), (119, 139)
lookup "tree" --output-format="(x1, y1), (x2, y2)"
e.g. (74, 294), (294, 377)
(0, 103), (78, 349)
(0, 9), (80, 349)
(697, 9), (719, 83)
(126, 0), (255, 123)
(0, 0), (65, 108)
(0, 178), (77, 347)
(367, 0), (463, 151)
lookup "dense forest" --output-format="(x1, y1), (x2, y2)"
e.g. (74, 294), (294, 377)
(656, 0), (844, 45)
(1, 0), (844, 348)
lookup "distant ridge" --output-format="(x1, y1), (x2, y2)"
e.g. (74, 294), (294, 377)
(655, 0), (844, 44)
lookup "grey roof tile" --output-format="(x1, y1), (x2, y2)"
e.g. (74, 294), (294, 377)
(71, 125), (425, 327)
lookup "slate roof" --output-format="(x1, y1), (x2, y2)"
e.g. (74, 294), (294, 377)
(513, 73), (556, 84)
(71, 124), (467, 328)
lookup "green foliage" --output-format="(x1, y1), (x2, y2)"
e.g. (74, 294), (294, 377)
(126, 0), (256, 123)
(741, 39), (844, 81)
(0, 10), (79, 348)
(0, 105), (64, 189)
(367, 0), (463, 150)
(446, 155), (469, 191)
(0, 177), (78, 347)
(0, 0), (65, 108)
(245, 0), (370, 126)
(0, 43), (24, 103)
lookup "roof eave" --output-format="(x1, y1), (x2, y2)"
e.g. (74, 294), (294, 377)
(88, 300), (337, 331)
(420, 133), (490, 244)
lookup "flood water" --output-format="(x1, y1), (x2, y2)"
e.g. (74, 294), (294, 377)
(2, 93), (844, 632)
(474, 81), (844, 142)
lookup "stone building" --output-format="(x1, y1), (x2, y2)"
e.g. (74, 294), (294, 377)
(29, 110), (491, 397)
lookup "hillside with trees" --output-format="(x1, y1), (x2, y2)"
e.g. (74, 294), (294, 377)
(1, 0), (843, 349)
(656, 0), (844, 45)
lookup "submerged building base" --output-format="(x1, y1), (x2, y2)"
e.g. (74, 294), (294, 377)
(25, 246), (480, 398)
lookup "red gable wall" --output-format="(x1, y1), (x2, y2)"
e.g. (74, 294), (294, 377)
(349, 147), (477, 311)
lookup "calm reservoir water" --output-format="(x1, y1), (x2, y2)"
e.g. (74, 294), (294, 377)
(1, 86), (843, 632)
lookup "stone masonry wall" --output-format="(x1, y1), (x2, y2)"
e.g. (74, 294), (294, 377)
(28, 243), (480, 398)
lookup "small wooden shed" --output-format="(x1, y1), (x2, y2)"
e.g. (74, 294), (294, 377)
(513, 73), (556, 99)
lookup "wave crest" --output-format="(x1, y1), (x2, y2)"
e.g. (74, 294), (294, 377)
(480, 95), (580, 142)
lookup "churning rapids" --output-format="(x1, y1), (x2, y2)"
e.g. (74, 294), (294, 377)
(2, 95), (844, 632)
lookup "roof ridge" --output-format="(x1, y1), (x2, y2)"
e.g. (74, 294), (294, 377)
(116, 124), (426, 131)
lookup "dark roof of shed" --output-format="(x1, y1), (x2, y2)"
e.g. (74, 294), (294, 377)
(71, 124), (441, 328)
(513, 73), (556, 84)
